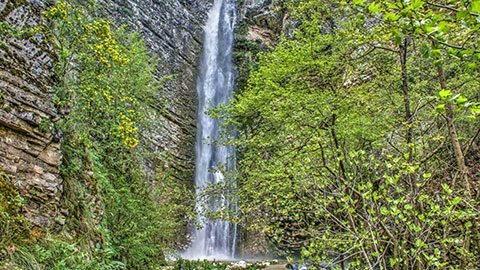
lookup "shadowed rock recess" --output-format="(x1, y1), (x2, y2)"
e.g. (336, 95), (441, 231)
(0, 0), (62, 227)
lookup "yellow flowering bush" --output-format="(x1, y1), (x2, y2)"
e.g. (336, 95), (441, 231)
(42, 1), (70, 20)
(38, 2), (181, 269)
(43, 1), (151, 150)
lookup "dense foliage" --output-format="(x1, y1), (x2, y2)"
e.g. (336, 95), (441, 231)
(0, 172), (29, 249)
(211, 0), (480, 269)
(1, 171), (123, 270)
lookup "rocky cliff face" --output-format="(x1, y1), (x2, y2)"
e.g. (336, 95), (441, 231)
(2, 0), (285, 253)
(237, 0), (287, 45)
(0, 0), (63, 227)
(0, 0), (212, 227)
(233, 0), (288, 92)
(96, 0), (212, 183)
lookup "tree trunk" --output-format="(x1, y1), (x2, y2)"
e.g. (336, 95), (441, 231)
(330, 113), (347, 181)
(399, 39), (413, 155)
(436, 63), (471, 194)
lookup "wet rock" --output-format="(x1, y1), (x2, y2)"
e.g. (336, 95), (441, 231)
(237, 0), (290, 46)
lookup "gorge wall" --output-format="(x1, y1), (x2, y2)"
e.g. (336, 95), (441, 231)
(0, 0), (212, 227)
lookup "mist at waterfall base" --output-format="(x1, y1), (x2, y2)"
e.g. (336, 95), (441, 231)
(181, 0), (238, 260)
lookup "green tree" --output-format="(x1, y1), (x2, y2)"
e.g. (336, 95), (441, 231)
(209, 0), (480, 269)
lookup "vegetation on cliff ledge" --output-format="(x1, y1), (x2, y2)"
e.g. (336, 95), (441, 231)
(1, 1), (189, 269)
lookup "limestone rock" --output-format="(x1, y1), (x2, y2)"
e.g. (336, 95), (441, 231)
(0, 0), (62, 227)
(237, 0), (290, 46)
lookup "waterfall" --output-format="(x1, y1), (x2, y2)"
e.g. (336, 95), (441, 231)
(182, 0), (237, 260)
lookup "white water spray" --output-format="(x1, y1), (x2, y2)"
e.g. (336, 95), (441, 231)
(182, 0), (237, 260)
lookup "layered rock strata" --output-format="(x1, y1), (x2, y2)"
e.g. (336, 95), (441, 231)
(0, 0), (62, 226)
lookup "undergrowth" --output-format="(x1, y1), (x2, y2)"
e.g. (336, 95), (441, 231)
(0, 172), (29, 248)
(0, 171), (123, 270)
(2, 235), (124, 270)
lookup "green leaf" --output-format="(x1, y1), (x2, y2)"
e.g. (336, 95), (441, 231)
(415, 239), (425, 248)
(457, 10), (469, 19)
(436, 104), (445, 112)
(431, 49), (442, 58)
(467, 62), (478, 72)
(353, 0), (366, 5)
(384, 12), (400, 21)
(438, 89), (451, 98)
(451, 197), (462, 205)
(470, 106), (480, 114)
(456, 96), (468, 103)
(411, 0), (424, 9)
(442, 184), (452, 195)
(368, 2), (382, 13)
(472, 0), (480, 13)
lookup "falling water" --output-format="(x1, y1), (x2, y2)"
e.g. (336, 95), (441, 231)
(182, 0), (237, 260)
